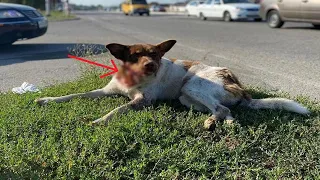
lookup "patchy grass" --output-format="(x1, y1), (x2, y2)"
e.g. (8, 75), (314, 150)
(0, 67), (319, 179)
(40, 11), (77, 21)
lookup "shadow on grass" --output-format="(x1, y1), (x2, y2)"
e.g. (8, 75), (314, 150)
(0, 169), (23, 179)
(0, 159), (62, 179)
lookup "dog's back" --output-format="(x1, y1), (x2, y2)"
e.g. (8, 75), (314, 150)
(144, 58), (189, 100)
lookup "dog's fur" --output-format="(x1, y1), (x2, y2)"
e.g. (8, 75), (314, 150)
(36, 40), (310, 130)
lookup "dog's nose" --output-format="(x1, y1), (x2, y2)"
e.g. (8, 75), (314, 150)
(145, 62), (157, 72)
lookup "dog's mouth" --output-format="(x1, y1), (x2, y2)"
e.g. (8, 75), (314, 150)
(116, 64), (152, 88)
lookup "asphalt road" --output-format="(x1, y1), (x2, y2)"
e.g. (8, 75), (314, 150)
(1, 12), (319, 101)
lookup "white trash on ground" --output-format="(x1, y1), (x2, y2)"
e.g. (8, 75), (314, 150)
(12, 82), (40, 94)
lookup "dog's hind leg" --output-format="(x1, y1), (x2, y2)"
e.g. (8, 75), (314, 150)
(179, 95), (209, 112)
(180, 90), (231, 131)
(203, 104), (232, 131)
(224, 112), (235, 125)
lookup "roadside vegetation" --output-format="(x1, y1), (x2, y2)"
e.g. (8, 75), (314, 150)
(40, 11), (77, 21)
(0, 52), (319, 179)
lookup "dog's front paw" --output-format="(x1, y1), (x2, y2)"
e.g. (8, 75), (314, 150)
(92, 114), (114, 126)
(35, 97), (53, 105)
(225, 119), (234, 126)
(92, 118), (102, 126)
(92, 118), (110, 126)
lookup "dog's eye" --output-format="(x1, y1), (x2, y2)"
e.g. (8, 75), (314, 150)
(149, 52), (157, 57)
(129, 54), (139, 62)
(133, 52), (142, 57)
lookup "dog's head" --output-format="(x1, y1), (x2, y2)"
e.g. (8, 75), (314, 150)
(106, 40), (176, 87)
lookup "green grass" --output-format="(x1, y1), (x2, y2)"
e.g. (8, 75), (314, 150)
(0, 71), (319, 179)
(40, 11), (77, 21)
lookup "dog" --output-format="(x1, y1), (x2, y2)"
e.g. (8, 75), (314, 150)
(36, 40), (310, 130)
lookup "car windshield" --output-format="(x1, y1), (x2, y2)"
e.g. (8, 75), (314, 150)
(223, 0), (249, 3)
(132, 0), (148, 4)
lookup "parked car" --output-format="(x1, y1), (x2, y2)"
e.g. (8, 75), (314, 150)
(0, 3), (48, 45)
(186, 0), (205, 17)
(197, 0), (261, 22)
(149, 5), (166, 12)
(121, 0), (150, 16)
(259, 0), (320, 28)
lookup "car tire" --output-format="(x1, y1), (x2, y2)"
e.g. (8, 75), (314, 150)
(139, 13), (143, 16)
(200, 12), (206, 21)
(125, 13), (128, 16)
(312, 24), (320, 29)
(254, 18), (262, 22)
(187, 11), (190, 17)
(223, 11), (232, 22)
(267, 10), (284, 28)
(146, 12), (150, 16)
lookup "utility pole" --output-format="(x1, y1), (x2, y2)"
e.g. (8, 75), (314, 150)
(64, 0), (70, 16)
(45, 0), (50, 16)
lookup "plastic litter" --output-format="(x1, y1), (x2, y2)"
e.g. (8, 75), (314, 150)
(12, 82), (40, 94)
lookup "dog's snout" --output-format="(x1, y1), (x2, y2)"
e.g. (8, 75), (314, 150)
(145, 62), (157, 72)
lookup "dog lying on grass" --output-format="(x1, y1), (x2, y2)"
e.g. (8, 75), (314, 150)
(36, 40), (310, 130)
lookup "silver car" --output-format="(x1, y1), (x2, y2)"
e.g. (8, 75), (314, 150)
(259, 0), (320, 28)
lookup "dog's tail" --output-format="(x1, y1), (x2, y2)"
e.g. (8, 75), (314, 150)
(242, 98), (310, 115)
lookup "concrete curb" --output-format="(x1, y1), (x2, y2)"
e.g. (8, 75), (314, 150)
(151, 12), (187, 16)
(48, 17), (81, 22)
(76, 11), (187, 16)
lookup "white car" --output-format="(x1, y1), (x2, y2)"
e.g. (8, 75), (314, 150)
(197, 0), (261, 22)
(186, 0), (204, 17)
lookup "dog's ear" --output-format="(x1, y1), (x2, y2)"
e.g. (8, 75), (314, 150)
(106, 43), (129, 61)
(157, 40), (177, 56)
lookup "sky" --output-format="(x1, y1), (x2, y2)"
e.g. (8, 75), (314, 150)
(69, 0), (184, 6)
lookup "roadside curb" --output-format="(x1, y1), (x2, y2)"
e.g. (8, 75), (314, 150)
(77, 11), (187, 16)
(151, 12), (187, 16)
(48, 17), (81, 22)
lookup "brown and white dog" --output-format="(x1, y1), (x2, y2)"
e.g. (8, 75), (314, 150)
(36, 40), (310, 130)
